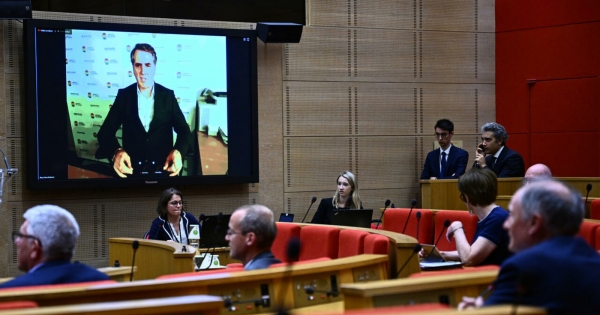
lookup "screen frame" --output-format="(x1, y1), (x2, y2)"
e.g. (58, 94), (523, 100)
(24, 18), (259, 190)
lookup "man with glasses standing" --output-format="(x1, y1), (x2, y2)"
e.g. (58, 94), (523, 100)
(421, 119), (469, 180)
(474, 122), (525, 178)
(225, 205), (280, 270)
(0, 205), (110, 288)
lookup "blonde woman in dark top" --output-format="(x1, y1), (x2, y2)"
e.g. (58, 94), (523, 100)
(311, 171), (362, 224)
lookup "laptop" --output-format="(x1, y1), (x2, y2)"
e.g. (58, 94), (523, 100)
(419, 244), (463, 269)
(200, 214), (231, 248)
(331, 209), (373, 228)
(279, 213), (295, 222)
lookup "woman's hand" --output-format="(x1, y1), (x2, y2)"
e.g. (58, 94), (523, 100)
(446, 221), (464, 241)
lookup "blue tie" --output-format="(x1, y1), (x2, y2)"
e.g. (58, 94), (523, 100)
(440, 152), (447, 179)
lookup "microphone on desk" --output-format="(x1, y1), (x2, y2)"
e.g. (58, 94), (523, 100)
(415, 211), (422, 242)
(130, 240), (139, 282)
(585, 184), (592, 204)
(401, 199), (418, 234)
(396, 244), (422, 278)
(426, 220), (451, 257)
(301, 197), (318, 223)
(375, 199), (391, 229)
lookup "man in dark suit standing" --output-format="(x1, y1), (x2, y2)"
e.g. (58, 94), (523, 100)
(474, 122), (525, 178)
(421, 119), (469, 179)
(0, 205), (110, 289)
(225, 205), (281, 270)
(459, 180), (600, 314)
(96, 43), (192, 178)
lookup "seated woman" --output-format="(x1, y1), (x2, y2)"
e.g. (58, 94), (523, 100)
(311, 170), (362, 224)
(441, 168), (511, 266)
(148, 187), (200, 245)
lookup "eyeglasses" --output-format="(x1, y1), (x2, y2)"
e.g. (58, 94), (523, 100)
(169, 201), (183, 206)
(435, 132), (449, 139)
(12, 231), (42, 247)
(226, 229), (242, 237)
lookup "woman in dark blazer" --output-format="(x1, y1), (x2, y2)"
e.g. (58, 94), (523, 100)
(148, 187), (200, 244)
(311, 171), (363, 224)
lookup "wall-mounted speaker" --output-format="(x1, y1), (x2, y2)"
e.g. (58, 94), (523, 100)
(256, 22), (303, 44)
(0, 0), (32, 19)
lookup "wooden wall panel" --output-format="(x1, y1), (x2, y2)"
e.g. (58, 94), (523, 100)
(356, 136), (418, 188)
(421, 0), (495, 32)
(354, 29), (416, 81)
(284, 27), (350, 80)
(284, 82), (353, 136)
(355, 84), (417, 135)
(420, 32), (494, 82)
(354, 0), (416, 29)
(284, 137), (353, 192)
(420, 84), (495, 135)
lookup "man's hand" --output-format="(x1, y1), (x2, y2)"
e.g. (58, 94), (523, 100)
(113, 149), (133, 178)
(458, 295), (484, 310)
(474, 146), (487, 168)
(163, 149), (183, 176)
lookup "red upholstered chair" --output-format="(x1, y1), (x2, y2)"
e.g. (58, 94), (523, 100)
(338, 229), (369, 258)
(382, 208), (434, 244)
(579, 221), (600, 248)
(433, 210), (478, 251)
(273, 222), (301, 262)
(595, 227), (600, 251)
(299, 225), (340, 260)
(363, 234), (389, 255)
(0, 301), (38, 310)
(591, 200), (600, 220)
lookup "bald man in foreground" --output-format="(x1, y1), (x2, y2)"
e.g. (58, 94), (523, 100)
(460, 180), (600, 314)
(225, 205), (281, 270)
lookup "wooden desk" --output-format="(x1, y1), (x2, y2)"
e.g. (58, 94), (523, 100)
(422, 177), (600, 212)
(341, 269), (498, 309)
(0, 255), (388, 315)
(0, 295), (222, 315)
(97, 266), (137, 282)
(300, 305), (545, 315)
(109, 238), (195, 280)
(420, 178), (522, 210)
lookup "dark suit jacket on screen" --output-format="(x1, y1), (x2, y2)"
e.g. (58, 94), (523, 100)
(483, 146), (525, 178)
(95, 83), (192, 174)
(420, 145), (469, 179)
(485, 236), (600, 315)
(0, 260), (111, 289)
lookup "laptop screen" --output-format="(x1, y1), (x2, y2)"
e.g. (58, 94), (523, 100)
(331, 209), (373, 228)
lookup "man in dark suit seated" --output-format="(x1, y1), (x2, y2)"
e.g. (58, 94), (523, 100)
(420, 119), (469, 179)
(225, 205), (281, 270)
(474, 122), (525, 178)
(459, 180), (600, 314)
(0, 205), (110, 289)
(95, 43), (192, 178)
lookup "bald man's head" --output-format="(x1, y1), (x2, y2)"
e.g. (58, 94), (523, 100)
(523, 164), (552, 185)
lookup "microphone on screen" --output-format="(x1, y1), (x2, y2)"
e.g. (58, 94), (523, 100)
(401, 199), (418, 234)
(415, 211), (422, 242)
(130, 240), (139, 282)
(396, 244), (422, 278)
(301, 196), (318, 223)
(375, 199), (391, 229)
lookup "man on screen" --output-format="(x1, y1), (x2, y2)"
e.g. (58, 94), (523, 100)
(95, 43), (192, 178)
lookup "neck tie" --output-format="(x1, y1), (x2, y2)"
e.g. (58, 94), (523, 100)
(493, 157), (498, 168)
(440, 152), (447, 179)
